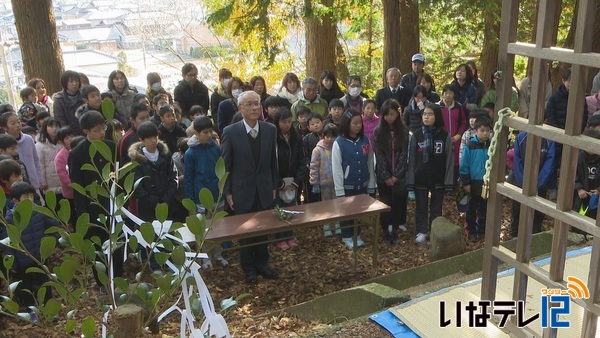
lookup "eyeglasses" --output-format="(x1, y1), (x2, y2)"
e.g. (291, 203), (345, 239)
(91, 125), (108, 133)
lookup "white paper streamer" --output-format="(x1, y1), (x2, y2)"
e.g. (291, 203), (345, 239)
(99, 172), (229, 338)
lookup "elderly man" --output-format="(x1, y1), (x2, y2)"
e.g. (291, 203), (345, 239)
(291, 77), (328, 120)
(375, 67), (410, 110)
(221, 91), (279, 284)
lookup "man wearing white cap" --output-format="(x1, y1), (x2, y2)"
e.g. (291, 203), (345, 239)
(401, 53), (428, 96)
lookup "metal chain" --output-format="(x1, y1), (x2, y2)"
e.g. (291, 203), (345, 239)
(482, 107), (516, 198)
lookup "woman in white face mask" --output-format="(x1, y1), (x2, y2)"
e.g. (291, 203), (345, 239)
(340, 75), (367, 113)
(217, 76), (246, 135)
(146, 72), (173, 104)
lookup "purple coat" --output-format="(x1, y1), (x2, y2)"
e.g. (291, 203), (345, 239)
(16, 132), (42, 189)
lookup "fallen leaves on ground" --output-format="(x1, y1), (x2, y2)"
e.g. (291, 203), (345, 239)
(0, 196), (556, 337)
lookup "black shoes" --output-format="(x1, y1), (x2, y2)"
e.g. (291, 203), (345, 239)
(245, 266), (278, 284)
(245, 273), (258, 284)
(257, 267), (279, 279)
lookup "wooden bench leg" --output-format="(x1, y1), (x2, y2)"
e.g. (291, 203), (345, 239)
(353, 224), (358, 269)
(372, 213), (380, 277)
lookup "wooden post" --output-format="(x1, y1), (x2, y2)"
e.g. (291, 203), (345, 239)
(113, 304), (144, 338)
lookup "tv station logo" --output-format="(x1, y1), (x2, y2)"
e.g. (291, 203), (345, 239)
(439, 276), (589, 329)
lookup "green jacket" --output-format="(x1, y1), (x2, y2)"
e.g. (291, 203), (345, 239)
(291, 92), (328, 120)
(480, 88), (519, 112)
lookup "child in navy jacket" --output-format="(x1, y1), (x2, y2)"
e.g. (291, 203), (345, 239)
(332, 109), (376, 249)
(0, 182), (58, 317)
(129, 121), (178, 222)
(459, 116), (492, 239)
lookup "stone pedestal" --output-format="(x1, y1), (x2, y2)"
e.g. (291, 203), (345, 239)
(429, 217), (465, 261)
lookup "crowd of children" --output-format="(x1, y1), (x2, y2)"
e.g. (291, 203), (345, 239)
(0, 59), (598, 304)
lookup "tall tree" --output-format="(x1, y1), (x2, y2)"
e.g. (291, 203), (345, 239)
(480, 0), (502, 90)
(11, 0), (64, 95)
(399, 0), (420, 76)
(382, 0), (401, 85)
(305, 0), (338, 79)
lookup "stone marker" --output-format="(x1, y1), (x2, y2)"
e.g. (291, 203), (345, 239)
(429, 216), (465, 261)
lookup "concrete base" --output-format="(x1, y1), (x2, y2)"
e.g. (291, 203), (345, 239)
(285, 283), (409, 323)
(284, 231), (559, 324)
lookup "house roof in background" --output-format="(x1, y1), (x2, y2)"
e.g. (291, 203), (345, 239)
(58, 26), (123, 43)
(62, 49), (119, 67)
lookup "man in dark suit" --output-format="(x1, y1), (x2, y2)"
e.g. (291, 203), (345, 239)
(221, 91), (280, 284)
(375, 68), (410, 110)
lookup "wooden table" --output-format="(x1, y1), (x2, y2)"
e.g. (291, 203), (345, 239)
(206, 195), (390, 276)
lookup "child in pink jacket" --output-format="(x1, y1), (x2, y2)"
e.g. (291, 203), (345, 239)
(54, 127), (81, 226)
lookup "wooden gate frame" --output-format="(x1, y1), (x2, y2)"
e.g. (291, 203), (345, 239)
(482, 0), (599, 337)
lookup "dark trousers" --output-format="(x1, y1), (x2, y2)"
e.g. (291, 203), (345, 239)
(15, 267), (52, 307)
(510, 191), (547, 236)
(414, 188), (445, 234)
(378, 182), (407, 233)
(466, 195), (487, 234)
(238, 195), (273, 275)
(340, 188), (367, 238)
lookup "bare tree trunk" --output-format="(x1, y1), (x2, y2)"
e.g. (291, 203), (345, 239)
(11, 0), (64, 95)
(382, 0), (401, 86)
(480, 0), (501, 90)
(365, 0), (374, 75)
(305, 0), (337, 79)
(336, 40), (349, 84)
(526, 0), (561, 85)
(547, 0), (567, 89)
(399, 0), (420, 76)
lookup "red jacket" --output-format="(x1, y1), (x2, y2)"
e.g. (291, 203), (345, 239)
(439, 100), (467, 167)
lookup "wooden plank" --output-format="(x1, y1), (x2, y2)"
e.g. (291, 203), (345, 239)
(508, 44), (600, 68)
(496, 183), (600, 237)
(583, 239), (600, 337)
(571, 0), (597, 334)
(482, 0), (520, 305)
(503, 116), (600, 156)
